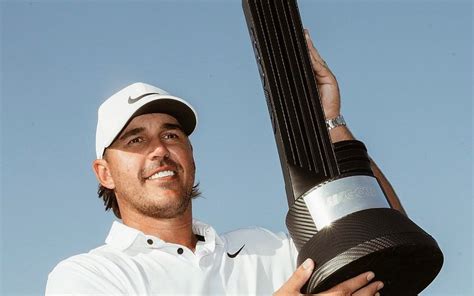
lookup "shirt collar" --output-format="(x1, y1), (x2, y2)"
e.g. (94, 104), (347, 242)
(105, 219), (223, 252)
(192, 219), (224, 253)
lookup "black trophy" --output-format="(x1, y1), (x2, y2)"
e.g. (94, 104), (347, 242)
(242, 0), (443, 294)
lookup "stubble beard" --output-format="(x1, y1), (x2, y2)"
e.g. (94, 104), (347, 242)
(114, 182), (193, 219)
(115, 157), (196, 219)
(138, 186), (193, 219)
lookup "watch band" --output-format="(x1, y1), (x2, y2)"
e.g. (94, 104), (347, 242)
(326, 115), (346, 130)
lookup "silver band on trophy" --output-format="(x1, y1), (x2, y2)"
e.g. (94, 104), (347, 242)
(303, 176), (390, 230)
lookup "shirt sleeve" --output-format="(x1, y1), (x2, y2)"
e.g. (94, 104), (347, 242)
(279, 231), (299, 266)
(45, 257), (126, 296)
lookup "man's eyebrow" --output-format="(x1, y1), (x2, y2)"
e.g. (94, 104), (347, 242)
(118, 127), (145, 141)
(162, 123), (184, 132)
(118, 123), (183, 141)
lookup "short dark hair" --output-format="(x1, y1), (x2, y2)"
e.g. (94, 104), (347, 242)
(97, 184), (201, 219)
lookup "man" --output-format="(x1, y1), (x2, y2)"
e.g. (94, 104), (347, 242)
(46, 31), (403, 295)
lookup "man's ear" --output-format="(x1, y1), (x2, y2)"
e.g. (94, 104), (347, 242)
(92, 159), (115, 189)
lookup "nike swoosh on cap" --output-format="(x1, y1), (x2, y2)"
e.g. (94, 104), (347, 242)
(128, 92), (160, 104)
(227, 244), (245, 258)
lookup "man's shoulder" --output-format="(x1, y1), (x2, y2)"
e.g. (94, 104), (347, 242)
(49, 244), (117, 274)
(220, 226), (291, 252)
(221, 226), (288, 240)
(46, 244), (127, 294)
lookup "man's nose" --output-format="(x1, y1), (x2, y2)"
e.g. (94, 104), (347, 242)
(148, 139), (170, 159)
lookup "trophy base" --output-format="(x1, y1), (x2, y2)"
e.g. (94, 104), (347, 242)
(298, 208), (443, 295)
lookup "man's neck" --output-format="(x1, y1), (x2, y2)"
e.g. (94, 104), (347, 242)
(121, 206), (198, 252)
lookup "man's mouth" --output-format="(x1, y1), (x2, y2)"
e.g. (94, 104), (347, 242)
(147, 170), (176, 180)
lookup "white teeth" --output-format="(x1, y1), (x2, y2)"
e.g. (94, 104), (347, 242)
(148, 170), (175, 180)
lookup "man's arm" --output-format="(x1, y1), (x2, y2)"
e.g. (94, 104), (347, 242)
(305, 29), (406, 215)
(329, 124), (407, 215)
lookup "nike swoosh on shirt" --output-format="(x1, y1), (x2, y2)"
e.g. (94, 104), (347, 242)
(227, 245), (245, 258)
(128, 92), (159, 104)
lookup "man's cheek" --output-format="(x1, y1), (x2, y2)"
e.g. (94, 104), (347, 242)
(114, 157), (139, 180)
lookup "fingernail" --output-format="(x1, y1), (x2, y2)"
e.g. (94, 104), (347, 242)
(366, 272), (375, 281)
(377, 282), (384, 290)
(302, 258), (313, 270)
(375, 293), (380, 296)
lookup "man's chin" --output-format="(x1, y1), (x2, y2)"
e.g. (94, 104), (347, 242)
(138, 191), (191, 219)
(140, 199), (191, 219)
(148, 189), (185, 201)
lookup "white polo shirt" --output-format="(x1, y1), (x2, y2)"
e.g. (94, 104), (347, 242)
(46, 220), (298, 295)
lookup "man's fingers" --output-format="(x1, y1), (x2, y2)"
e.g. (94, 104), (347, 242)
(353, 281), (384, 296)
(284, 258), (314, 292)
(304, 29), (325, 64)
(343, 271), (376, 292)
(304, 29), (336, 83)
(327, 272), (376, 294)
(274, 258), (314, 295)
(305, 38), (327, 76)
(275, 264), (384, 296)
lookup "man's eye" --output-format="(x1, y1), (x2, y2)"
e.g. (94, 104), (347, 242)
(128, 137), (144, 145)
(163, 133), (179, 140)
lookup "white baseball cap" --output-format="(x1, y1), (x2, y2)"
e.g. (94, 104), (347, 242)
(95, 82), (197, 159)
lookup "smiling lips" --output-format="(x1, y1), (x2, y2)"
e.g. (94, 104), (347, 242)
(143, 158), (181, 181)
(147, 170), (176, 180)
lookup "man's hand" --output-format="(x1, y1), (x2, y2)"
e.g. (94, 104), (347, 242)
(274, 259), (384, 296)
(304, 29), (340, 120)
(305, 29), (354, 142)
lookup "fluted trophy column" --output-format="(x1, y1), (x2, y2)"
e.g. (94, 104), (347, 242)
(242, 0), (443, 294)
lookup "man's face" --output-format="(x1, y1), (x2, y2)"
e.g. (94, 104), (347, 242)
(103, 113), (196, 219)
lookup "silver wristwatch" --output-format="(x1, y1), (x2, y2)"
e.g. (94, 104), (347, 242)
(326, 115), (346, 130)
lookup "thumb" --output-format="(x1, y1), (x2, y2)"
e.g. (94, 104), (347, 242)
(275, 258), (315, 295)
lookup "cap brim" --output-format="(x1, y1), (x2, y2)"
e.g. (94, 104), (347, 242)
(130, 98), (196, 136)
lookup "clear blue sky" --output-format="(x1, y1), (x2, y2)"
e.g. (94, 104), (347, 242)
(1, 0), (472, 295)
